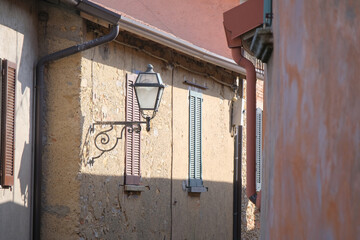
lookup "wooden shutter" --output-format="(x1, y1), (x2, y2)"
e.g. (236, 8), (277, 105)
(0, 60), (16, 187)
(125, 73), (141, 185)
(189, 91), (203, 187)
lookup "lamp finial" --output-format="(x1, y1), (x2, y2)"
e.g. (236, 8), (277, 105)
(146, 64), (154, 73)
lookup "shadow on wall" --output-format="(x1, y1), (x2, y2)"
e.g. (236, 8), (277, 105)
(41, 173), (235, 239)
(0, 201), (30, 238)
(18, 142), (32, 206)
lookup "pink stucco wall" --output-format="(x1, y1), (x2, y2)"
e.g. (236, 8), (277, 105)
(261, 0), (360, 239)
(92, 0), (238, 59)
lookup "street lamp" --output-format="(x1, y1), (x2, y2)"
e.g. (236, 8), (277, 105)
(90, 64), (165, 161)
(132, 64), (165, 131)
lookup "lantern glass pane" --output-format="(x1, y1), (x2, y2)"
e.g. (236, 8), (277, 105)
(156, 73), (163, 85)
(136, 73), (158, 84)
(155, 87), (164, 111)
(135, 86), (158, 110)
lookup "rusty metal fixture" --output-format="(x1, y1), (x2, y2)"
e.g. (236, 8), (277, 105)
(89, 121), (146, 163)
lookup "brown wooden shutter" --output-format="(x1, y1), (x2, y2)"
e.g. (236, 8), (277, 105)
(125, 73), (141, 185)
(1, 60), (16, 187)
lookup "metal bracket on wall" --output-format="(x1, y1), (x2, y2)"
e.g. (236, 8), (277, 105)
(183, 80), (208, 90)
(88, 120), (148, 163)
(249, 27), (273, 63)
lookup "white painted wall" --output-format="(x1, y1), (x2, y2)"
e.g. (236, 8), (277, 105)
(0, 0), (37, 239)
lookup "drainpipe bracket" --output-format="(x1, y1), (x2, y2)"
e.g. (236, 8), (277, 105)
(249, 27), (273, 63)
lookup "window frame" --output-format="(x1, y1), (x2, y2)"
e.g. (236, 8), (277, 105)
(187, 90), (206, 192)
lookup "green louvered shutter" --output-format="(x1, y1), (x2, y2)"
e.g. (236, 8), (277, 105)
(189, 91), (203, 187)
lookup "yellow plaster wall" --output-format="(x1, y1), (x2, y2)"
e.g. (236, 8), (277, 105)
(41, 4), (238, 239)
(172, 67), (234, 239)
(38, 3), (86, 239)
(79, 39), (173, 239)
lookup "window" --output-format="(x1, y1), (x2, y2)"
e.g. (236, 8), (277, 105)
(188, 90), (206, 192)
(125, 73), (141, 185)
(256, 108), (263, 192)
(0, 59), (16, 187)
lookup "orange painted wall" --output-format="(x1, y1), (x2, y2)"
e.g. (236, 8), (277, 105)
(261, 1), (360, 239)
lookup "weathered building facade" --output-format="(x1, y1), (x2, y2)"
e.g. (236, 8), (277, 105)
(38, 2), (240, 239)
(0, 0), (266, 239)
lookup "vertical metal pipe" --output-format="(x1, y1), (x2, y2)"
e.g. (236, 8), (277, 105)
(231, 47), (259, 208)
(233, 126), (239, 240)
(33, 25), (119, 240)
(233, 125), (243, 240)
(238, 79), (244, 239)
(170, 65), (174, 240)
(238, 125), (243, 238)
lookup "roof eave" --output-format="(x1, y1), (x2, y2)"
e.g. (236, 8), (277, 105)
(118, 16), (255, 77)
(70, 0), (263, 79)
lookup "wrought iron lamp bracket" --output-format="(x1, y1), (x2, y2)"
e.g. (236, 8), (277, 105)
(89, 119), (150, 163)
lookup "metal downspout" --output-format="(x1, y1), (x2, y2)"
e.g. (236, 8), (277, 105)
(33, 24), (119, 240)
(233, 125), (242, 240)
(231, 47), (261, 209)
(233, 126), (238, 240)
(233, 78), (244, 239)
